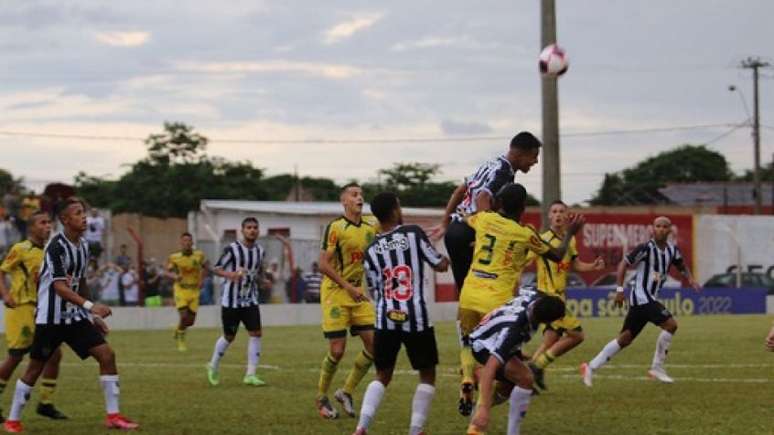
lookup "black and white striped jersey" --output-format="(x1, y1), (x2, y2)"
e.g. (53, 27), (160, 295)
(625, 240), (684, 307)
(469, 289), (539, 364)
(215, 241), (265, 308)
(36, 233), (90, 325)
(453, 155), (515, 221)
(364, 225), (444, 332)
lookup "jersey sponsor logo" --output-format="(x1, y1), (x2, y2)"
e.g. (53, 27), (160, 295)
(387, 309), (408, 323)
(328, 231), (338, 246)
(350, 251), (364, 263)
(329, 306), (341, 319)
(472, 269), (498, 279)
(373, 236), (410, 255)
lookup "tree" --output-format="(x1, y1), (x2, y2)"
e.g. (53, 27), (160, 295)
(145, 122), (208, 165)
(262, 175), (341, 201)
(735, 161), (774, 182)
(0, 168), (23, 195)
(590, 145), (733, 205)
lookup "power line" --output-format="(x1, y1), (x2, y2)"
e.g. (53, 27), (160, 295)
(0, 122), (741, 144)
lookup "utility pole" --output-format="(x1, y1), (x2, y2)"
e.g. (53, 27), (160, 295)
(741, 57), (769, 214)
(541, 0), (561, 227)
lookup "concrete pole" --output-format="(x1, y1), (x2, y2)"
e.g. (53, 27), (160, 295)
(541, 0), (561, 227)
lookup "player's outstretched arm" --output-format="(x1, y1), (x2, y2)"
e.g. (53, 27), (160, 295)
(543, 214), (586, 262)
(318, 249), (366, 302)
(673, 261), (700, 292)
(613, 259), (629, 306)
(430, 182), (466, 240)
(432, 256), (450, 272)
(573, 256), (605, 272)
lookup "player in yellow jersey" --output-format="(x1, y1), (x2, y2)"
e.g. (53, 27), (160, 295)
(0, 211), (67, 420)
(166, 232), (209, 351)
(457, 184), (584, 416)
(528, 200), (605, 390)
(315, 183), (378, 420)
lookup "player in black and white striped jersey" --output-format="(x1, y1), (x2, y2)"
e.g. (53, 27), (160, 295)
(431, 132), (542, 294)
(4, 197), (138, 433)
(581, 216), (700, 386)
(207, 217), (268, 387)
(466, 289), (566, 435)
(353, 192), (449, 435)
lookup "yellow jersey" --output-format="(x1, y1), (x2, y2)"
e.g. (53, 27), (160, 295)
(0, 240), (44, 305)
(167, 250), (207, 291)
(534, 230), (578, 299)
(461, 211), (551, 311)
(320, 216), (377, 297)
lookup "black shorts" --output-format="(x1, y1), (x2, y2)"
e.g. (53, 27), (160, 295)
(30, 320), (106, 361)
(222, 305), (262, 336)
(622, 301), (673, 339)
(374, 328), (438, 371)
(472, 349), (510, 383)
(444, 220), (475, 292)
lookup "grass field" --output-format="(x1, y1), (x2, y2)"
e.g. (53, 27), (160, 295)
(2, 315), (772, 435)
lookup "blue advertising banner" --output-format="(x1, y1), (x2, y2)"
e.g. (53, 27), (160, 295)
(564, 288), (768, 317)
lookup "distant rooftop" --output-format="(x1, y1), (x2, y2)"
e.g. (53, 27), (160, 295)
(200, 200), (444, 217)
(659, 182), (774, 206)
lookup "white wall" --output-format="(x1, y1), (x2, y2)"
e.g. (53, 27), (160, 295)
(694, 215), (774, 282)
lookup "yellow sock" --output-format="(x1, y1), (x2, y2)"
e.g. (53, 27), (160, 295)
(39, 378), (57, 405)
(342, 350), (373, 395)
(534, 350), (556, 370)
(318, 353), (339, 397)
(460, 346), (476, 384)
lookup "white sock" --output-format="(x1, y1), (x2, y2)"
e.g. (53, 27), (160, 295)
(100, 375), (120, 415)
(652, 330), (673, 369)
(409, 383), (435, 435)
(246, 336), (261, 376)
(8, 379), (32, 421)
(507, 386), (532, 435)
(210, 336), (231, 370)
(589, 339), (622, 370)
(356, 380), (385, 430)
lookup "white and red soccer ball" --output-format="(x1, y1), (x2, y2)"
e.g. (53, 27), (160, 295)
(539, 44), (569, 77)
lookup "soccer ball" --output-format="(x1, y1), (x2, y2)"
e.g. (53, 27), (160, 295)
(539, 44), (568, 76)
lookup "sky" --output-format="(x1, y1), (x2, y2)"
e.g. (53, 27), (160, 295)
(1, 0), (773, 204)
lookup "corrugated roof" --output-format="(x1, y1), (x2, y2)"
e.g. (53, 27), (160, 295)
(659, 182), (774, 206)
(200, 200), (444, 217)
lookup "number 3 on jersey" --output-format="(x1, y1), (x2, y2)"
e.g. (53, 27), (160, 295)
(383, 265), (413, 301)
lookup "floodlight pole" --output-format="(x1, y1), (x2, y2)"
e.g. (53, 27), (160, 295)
(741, 57), (768, 214)
(541, 0), (561, 227)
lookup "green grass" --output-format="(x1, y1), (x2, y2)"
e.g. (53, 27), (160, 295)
(2, 315), (772, 434)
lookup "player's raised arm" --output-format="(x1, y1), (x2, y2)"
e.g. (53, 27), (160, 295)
(539, 214), (586, 262)
(429, 182), (466, 240)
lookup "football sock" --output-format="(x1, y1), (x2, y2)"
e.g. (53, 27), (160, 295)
(100, 375), (120, 415)
(318, 353), (339, 397)
(589, 339), (622, 370)
(533, 350), (556, 370)
(652, 330), (673, 369)
(247, 336), (261, 376)
(209, 336), (231, 370)
(507, 386), (532, 435)
(460, 346), (476, 384)
(409, 383), (435, 435)
(342, 350), (373, 395)
(39, 378), (57, 405)
(357, 380), (385, 430)
(9, 380), (32, 421)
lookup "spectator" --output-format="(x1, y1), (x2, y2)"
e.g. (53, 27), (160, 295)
(143, 258), (162, 307)
(85, 209), (106, 262)
(115, 244), (131, 270)
(99, 262), (122, 305)
(17, 191), (40, 238)
(303, 261), (322, 303)
(261, 262), (277, 304)
(86, 259), (102, 300)
(2, 188), (20, 236)
(119, 266), (140, 307)
(199, 269), (215, 306)
(286, 267), (307, 303)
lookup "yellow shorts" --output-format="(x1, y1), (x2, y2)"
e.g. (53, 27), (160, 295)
(174, 288), (200, 313)
(5, 304), (36, 352)
(321, 289), (375, 339)
(458, 308), (487, 339)
(546, 311), (582, 333)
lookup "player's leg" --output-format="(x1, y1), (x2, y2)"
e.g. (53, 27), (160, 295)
(317, 302), (349, 419)
(502, 358), (535, 435)
(582, 308), (643, 387)
(0, 305), (30, 419)
(443, 220), (475, 292)
(37, 347), (67, 419)
(208, 307), (238, 386)
(337, 302), (375, 417)
(406, 329), (439, 435)
(458, 308), (483, 416)
(532, 315), (585, 390)
(353, 329), (399, 435)
(529, 326), (560, 390)
(174, 290), (197, 351)
(648, 304), (677, 383)
(243, 306), (266, 386)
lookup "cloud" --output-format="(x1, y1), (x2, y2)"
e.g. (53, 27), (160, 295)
(440, 119), (494, 136)
(175, 60), (362, 79)
(391, 35), (498, 52)
(94, 31), (151, 47)
(323, 13), (383, 45)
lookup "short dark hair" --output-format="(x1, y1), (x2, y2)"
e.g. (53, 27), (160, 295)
(181, 232), (193, 239)
(495, 183), (527, 216)
(28, 210), (49, 224)
(242, 217), (259, 228)
(532, 296), (566, 324)
(56, 197), (86, 219)
(549, 200), (567, 208)
(510, 131), (542, 151)
(370, 192), (400, 223)
(341, 182), (361, 193)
